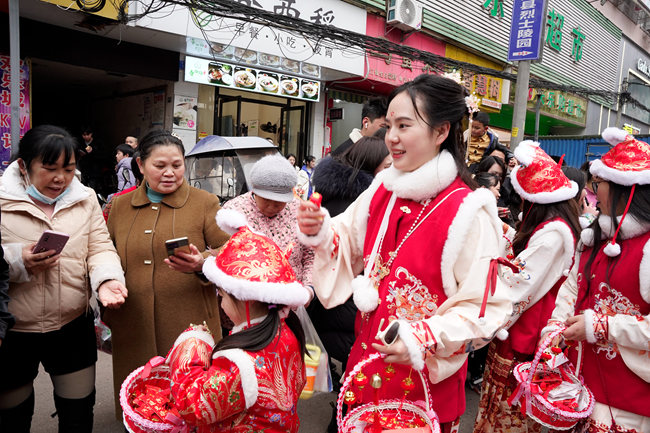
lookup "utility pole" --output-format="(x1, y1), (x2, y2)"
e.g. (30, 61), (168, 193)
(510, 60), (531, 150)
(615, 78), (627, 128)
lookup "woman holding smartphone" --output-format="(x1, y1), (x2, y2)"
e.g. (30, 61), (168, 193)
(0, 125), (127, 432)
(106, 129), (230, 420)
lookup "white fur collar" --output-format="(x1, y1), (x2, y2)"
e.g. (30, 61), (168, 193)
(581, 214), (650, 246)
(231, 315), (267, 334)
(380, 150), (458, 201)
(0, 160), (90, 209)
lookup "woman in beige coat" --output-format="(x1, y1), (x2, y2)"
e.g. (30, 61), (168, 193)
(106, 130), (229, 419)
(0, 125), (127, 433)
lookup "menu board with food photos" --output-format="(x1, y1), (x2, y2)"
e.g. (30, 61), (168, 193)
(185, 55), (320, 102)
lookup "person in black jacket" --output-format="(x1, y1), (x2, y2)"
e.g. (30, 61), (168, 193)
(331, 97), (387, 156)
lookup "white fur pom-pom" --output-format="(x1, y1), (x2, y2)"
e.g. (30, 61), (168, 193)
(580, 228), (595, 247)
(604, 242), (621, 257)
(216, 209), (248, 235)
(602, 127), (629, 146)
(496, 328), (509, 340)
(352, 275), (379, 313)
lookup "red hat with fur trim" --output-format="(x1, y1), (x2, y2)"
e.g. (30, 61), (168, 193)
(588, 128), (650, 257)
(592, 127), (650, 185)
(201, 209), (310, 308)
(510, 140), (578, 204)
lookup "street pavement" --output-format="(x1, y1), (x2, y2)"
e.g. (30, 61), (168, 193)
(31, 351), (479, 432)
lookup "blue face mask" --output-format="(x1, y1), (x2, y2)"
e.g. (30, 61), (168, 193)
(23, 171), (70, 205)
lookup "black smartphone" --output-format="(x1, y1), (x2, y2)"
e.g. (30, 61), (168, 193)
(165, 237), (190, 256)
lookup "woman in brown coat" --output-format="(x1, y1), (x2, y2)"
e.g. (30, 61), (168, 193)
(106, 130), (229, 418)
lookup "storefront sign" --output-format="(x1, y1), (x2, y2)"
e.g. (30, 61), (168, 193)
(446, 46), (505, 112)
(173, 95), (197, 131)
(364, 14), (445, 86)
(637, 58), (650, 79)
(132, 0), (365, 76)
(526, 88), (587, 126)
(508, 0), (548, 61)
(41, 0), (124, 20)
(186, 37), (320, 80)
(623, 123), (641, 135)
(0, 55), (30, 169)
(185, 55), (320, 102)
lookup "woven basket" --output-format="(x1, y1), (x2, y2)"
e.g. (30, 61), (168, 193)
(510, 327), (595, 430)
(120, 356), (189, 433)
(337, 353), (441, 433)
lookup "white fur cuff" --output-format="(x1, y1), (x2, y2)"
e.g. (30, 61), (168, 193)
(397, 320), (425, 371)
(583, 309), (597, 344)
(296, 208), (331, 248)
(213, 349), (258, 409)
(173, 329), (215, 349)
(90, 263), (126, 292)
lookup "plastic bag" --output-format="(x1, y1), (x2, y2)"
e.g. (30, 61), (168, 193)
(90, 292), (112, 354)
(295, 306), (332, 398)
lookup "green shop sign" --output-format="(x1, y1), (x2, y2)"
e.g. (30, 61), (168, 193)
(527, 88), (587, 126)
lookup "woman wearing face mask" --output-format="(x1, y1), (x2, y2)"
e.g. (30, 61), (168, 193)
(106, 129), (230, 420)
(0, 125), (127, 433)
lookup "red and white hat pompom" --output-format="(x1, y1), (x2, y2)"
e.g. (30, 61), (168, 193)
(202, 210), (310, 307)
(510, 140), (578, 204)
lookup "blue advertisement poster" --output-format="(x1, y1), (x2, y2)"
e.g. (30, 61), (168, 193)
(507, 0), (548, 62)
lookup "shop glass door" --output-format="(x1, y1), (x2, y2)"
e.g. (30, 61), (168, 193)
(280, 105), (304, 161)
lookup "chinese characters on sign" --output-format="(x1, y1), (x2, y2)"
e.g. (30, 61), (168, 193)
(483, 0), (504, 18)
(0, 55), (30, 169)
(507, 0), (548, 61)
(545, 9), (586, 62)
(546, 9), (563, 52)
(463, 70), (503, 110)
(528, 88), (586, 124)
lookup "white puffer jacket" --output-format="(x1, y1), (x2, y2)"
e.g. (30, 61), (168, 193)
(0, 161), (125, 332)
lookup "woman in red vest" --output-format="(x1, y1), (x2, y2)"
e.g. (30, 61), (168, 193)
(546, 127), (650, 432)
(297, 74), (513, 432)
(473, 141), (581, 433)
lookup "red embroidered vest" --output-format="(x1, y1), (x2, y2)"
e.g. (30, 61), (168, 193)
(505, 218), (575, 356)
(571, 230), (650, 416)
(347, 177), (471, 424)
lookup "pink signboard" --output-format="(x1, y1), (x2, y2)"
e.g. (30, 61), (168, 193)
(0, 55), (31, 170)
(365, 14), (445, 87)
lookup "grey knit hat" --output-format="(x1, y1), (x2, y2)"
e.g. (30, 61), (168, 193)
(250, 153), (298, 203)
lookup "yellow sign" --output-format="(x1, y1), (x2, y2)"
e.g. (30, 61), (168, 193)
(445, 46), (504, 113)
(512, 127), (519, 137)
(41, 0), (126, 21)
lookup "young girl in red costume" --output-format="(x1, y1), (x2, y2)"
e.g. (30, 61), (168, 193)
(545, 128), (650, 433)
(473, 141), (581, 433)
(297, 74), (513, 432)
(165, 209), (309, 433)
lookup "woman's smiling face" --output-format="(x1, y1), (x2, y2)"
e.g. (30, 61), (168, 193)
(384, 92), (449, 172)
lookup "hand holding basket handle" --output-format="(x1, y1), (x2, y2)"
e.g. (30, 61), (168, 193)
(508, 325), (595, 430)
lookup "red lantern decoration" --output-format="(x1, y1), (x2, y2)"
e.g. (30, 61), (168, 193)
(401, 377), (415, 395)
(354, 372), (368, 389)
(384, 364), (396, 381)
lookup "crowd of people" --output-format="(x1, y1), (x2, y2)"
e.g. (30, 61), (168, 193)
(0, 72), (649, 433)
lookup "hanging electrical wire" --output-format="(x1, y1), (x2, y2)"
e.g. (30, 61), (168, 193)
(118, 0), (648, 112)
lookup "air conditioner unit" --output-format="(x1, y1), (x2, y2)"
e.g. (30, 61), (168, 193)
(387, 0), (423, 31)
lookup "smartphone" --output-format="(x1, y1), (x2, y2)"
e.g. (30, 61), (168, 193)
(32, 230), (69, 255)
(165, 237), (190, 256)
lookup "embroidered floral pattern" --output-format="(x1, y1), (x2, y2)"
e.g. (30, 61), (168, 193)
(593, 282), (642, 359)
(385, 267), (438, 322)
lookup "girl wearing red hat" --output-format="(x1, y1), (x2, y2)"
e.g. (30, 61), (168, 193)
(473, 141), (581, 433)
(162, 209), (310, 433)
(545, 127), (650, 432)
(297, 74), (513, 432)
